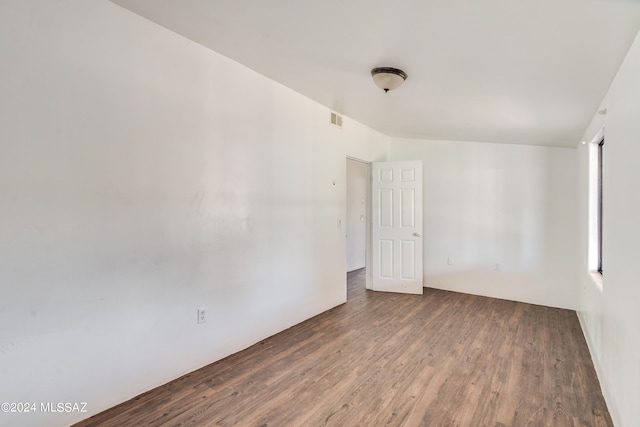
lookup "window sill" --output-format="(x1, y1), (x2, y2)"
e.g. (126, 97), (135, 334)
(588, 271), (603, 292)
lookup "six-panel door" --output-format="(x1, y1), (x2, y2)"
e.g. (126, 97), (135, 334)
(371, 161), (423, 294)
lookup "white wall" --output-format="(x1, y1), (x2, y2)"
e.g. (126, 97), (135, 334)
(577, 30), (640, 427)
(0, 1), (389, 426)
(391, 138), (578, 309)
(346, 159), (368, 272)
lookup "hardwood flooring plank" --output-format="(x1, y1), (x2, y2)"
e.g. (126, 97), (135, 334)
(74, 269), (612, 427)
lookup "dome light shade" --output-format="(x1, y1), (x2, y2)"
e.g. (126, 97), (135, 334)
(371, 67), (407, 92)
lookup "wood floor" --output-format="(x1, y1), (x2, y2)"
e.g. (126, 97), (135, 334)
(74, 269), (612, 427)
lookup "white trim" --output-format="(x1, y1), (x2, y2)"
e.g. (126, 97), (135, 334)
(576, 311), (614, 425)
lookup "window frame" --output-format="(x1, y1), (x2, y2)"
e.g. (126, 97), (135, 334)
(596, 138), (604, 274)
(587, 129), (604, 277)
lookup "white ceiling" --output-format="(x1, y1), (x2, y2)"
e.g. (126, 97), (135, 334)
(110, 0), (640, 148)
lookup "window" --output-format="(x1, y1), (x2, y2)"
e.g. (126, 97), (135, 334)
(596, 139), (603, 273)
(588, 135), (604, 275)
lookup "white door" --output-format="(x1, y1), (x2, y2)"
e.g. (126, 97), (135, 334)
(371, 161), (423, 294)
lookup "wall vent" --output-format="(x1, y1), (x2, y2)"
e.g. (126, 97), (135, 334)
(330, 112), (343, 128)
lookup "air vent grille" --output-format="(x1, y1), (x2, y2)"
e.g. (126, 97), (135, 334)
(330, 112), (343, 128)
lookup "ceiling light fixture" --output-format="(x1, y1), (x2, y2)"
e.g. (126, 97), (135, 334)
(371, 67), (407, 93)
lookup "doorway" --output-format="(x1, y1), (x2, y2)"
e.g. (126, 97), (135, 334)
(346, 158), (370, 296)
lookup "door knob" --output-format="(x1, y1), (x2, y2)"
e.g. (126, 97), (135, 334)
(413, 232), (422, 237)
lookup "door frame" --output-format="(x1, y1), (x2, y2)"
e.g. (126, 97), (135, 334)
(346, 156), (373, 290)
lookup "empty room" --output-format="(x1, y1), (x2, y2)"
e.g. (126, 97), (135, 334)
(1, 0), (640, 426)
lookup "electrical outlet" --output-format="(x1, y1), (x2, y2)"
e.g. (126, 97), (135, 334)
(447, 257), (453, 265)
(197, 307), (207, 324)
(495, 263), (501, 272)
